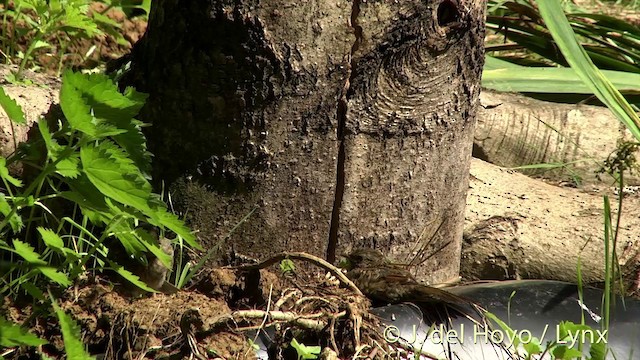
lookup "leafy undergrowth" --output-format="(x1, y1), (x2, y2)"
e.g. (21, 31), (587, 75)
(0, 1), (148, 81)
(2, 266), (382, 359)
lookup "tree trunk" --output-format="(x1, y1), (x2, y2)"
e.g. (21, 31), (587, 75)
(125, 0), (486, 283)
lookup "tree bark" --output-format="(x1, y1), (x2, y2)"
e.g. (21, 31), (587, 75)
(126, 0), (486, 283)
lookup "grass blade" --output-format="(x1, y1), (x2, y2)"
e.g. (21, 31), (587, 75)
(536, 0), (640, 141)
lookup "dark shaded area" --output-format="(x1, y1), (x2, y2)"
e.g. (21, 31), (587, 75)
(125, 2), (282, 192)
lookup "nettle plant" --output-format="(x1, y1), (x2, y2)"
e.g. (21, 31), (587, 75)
(0, 70), (200, 299)
(1, 0), (150, 81)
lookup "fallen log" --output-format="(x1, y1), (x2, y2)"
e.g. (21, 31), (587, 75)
(475, 90), (640, 185)
(462, 158), (640, 295)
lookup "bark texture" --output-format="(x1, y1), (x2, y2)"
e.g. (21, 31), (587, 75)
(126, 0), (486, 283)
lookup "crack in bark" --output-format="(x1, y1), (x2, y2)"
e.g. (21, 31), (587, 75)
(326, 0), (363, 263)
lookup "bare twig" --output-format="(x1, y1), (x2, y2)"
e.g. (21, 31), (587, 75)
(329, 315), (339, 354)
(210, 309), (343, 332)
(233, 251), (363, 296)
(245, 284), (274, 358)
(275, 288), (300, 309)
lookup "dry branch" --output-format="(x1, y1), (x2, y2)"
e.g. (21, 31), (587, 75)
(234, 251), (363, 296)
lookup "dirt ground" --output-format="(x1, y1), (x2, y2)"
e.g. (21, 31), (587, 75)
(3, 264), (386, 359)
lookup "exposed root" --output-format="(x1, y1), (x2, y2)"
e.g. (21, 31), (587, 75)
(233, 251), (363, 296)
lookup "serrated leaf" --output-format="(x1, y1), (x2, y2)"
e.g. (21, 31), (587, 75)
(0, 157), (23, 187)
(90, 11), (121, 28)
(62, 6), (101, 37)
(21, 281), (45, 301)
(151, 209), (201, 250)
(38, 266), (71, 286)
(51, 299), (95, 360)
(0, 194), (24, 233)
(38, 227), (65, 252)
(65, 71), (147, 120)
(113, 118), (151, 178)
(93, 123), (128, 138)
(109, 261), (156, 292)
(552, 345), (583, 359)
(109, 220), (146, 258)
(589, 338), (607, 360)
(38, 120), (61, 158)
(522, 338), (542, 355)
(60, 71), (97, 136)
(80, 141), (153, 213)
(137, 229), (172, 268)
(56, 154), (80, 178)
(64, 175), (109, 211)
(12, 239), (46, 265)
(0, 316), (48, 347)
(63, 176), (112, 225)
(0, 86), (25, 124)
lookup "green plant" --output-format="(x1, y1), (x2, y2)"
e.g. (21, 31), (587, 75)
(1, 0), (100, 81)
(0, 70), (200, 298)
(0, 315), (47, 349)
(94, 0), (151, 19)
(0, 0), (147, 81)
(484, 0), (640, 106)
(51, 294), (94, 360)
(290, 338), (321, 360)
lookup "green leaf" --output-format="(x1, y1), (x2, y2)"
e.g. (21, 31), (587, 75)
(151, 209), (201, 250)
(0, 194), (24, 233)
(483, 56), (640, 94)
(66, 71), (147, 120)
(136, 229), (172, 268)
(522, 338), (542, 355)
(109, 220), (146, 258)
(109, 261), (156, 292)
(12, 239), (46, 265)
(38, 227), (65, 253)
(32, 40), (51, 50)
(38, 266), (71, 286)
(64, 175), (110, 212)
(61, 6), (101, 37)
(280, 259), (295, 274)
(552, 345), (583, 359)
(80, 140), (153, 213)
(536, 0), (640, 141)
(12, 239), (71, 285)
(38, 119), (61, 157)
(0, 157), (23, 187)
(55, 154), (81, 178)
(510, 161), (583, 170)
(60, 71), (98, 136)
(0, 86), (25, 124)
(589, 338), (607, 360)
(112, 118), (151, 178)
(51, 298), (95, 360)
(290, 338), (321, 360)
(485, 312), (521, 349)
(90, 11), (121, 28)
(0, 316), (47, 347)
(22, 281), (46, 301)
